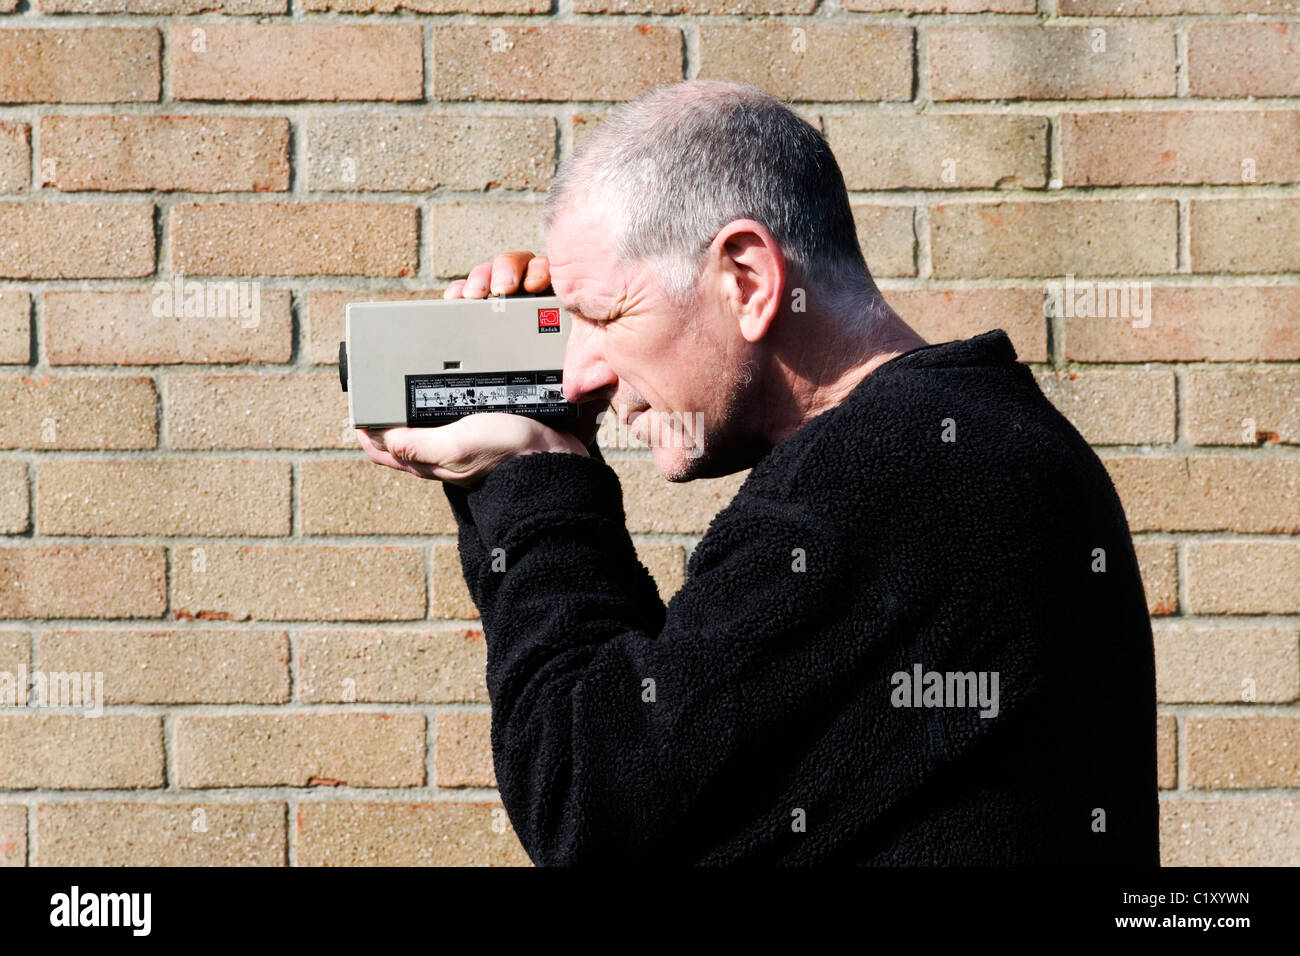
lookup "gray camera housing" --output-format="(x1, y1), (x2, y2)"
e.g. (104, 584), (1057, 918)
(340, 295), (576, 429)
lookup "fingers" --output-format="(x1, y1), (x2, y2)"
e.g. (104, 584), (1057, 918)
(522, 255), (552, 293)
(459, 261), (495, 299)
(356, 426), (480, 485)
(488, 251), (540, 295)
(443, 251), (548, 300)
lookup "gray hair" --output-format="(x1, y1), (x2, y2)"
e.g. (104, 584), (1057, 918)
(540, 80), (879, 317)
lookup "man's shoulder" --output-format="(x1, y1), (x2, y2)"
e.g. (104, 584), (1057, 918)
(748, 330), (1038, 480)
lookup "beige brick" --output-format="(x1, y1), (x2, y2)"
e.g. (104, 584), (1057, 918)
(170, 202), (418, 277)
(610, 458), (746, 533)
(36, 802), (285, 867)
(0, 631), (24, 674)
(931, 200), (1177, 278)
(571, 111), (608, 151)
(0, 804), (23, 866)
(928, 24), (1176, 101)
(1062, 110), (1300, 186)
(884, 288), (1048, 362)
(172, 544), (426, 622)
(1134, 539), (1177, 615)
(431, 202), (543, 279)
(37, 459), (290, 536)
(852, 204), (916, 278)
(1187, 541), (1300, 614)
(39, 629), (290, 704)
(1066, 0), (1296, 11)
(44, 289), (291, 365)
(1160, 799), (1300, 866)
(699, 25), (911, 102)
(173, 713), (425, 787)
(0, 545), (165, 618)
(307, 115), (553, 192)
(432, 25), (681, 102)
(636, 541), (685, 603)
(170, 24), (422, 102)
(0, 121), (28, 193)
(1065, 287), (1300, 362)
(830, 114), (1046, 190)
(300, 460), (458, 535)
(435, 709), (493, 787)
(1105, 457), (1300, 532)
(0, 28), (159, 103)
(1187, 369), (1300, 446)
(40, 115), (289, 192)
(1154, 624), (1299, 704)
(1156, 715), (1176, 789)
(0, 375), (155, 449)
(850, 0), (1031, 8)
(0, 715), (162, 788)
(296, 801), (531, 865)
(297, 627), (488, 703)
(308, 0), (541, 9)
(1188, 23), (1300, 98)
(305, 289), (446, 365)
(1035, 370), (1175, 445)
(0, 202), (154, 278)
(41, 0), (283, 9)
(1190, 199), (1300, 274)
(164, 373), (353, 450)
(0, 461), (27, 534)
(0, 374), (158, 449)
(431, 543), (478, 620)
(1187, 717), (1300, 788)
(0, 290), (28, 363)
(578, 0), (812, 9)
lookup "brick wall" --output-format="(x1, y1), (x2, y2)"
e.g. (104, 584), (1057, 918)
(0, 0), (1296, 867)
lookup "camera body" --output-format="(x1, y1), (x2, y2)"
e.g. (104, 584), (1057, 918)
(339, 295), (577, 429)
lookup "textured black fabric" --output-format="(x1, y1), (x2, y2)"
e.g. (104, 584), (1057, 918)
(443, 329), (1160, 866)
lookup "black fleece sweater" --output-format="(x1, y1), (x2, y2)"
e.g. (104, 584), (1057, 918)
(443, 329), (1160, 866)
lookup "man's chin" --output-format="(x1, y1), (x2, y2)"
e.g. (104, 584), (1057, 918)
(651, 444), (737, 482)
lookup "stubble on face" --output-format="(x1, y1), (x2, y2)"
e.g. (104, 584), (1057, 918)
(652, 299), (761, 482)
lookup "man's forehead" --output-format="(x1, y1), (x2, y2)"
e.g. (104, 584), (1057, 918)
(548, 249), (616, 318)
(549, 273), (605, 318)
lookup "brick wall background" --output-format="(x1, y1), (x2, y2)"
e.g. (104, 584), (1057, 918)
(0, 0), (1297, 867)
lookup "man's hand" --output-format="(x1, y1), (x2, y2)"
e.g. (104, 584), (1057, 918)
(356, 413), (587, 489)
(356, 250), (599, 489)
(442, 250), (552, 300)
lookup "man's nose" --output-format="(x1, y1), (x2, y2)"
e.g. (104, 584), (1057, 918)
(562, 319), (618, 406)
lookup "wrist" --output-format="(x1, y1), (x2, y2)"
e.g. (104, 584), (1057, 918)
(523, 429), (589, 458)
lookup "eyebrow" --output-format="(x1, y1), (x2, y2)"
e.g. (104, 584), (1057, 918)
(563, 297), (603, 320)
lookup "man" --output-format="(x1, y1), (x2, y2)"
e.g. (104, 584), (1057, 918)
(357, 80), (1159, 865)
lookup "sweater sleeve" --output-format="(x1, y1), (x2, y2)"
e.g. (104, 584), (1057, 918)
(442, 448), (846, 865)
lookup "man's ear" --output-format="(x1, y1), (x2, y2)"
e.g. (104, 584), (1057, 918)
(713, 219), (785, 344)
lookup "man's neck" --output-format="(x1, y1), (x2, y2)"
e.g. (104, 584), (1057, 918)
(761, 306), (928, 448)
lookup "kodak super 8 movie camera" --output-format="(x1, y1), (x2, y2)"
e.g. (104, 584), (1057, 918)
(339, 295), (579, 429)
